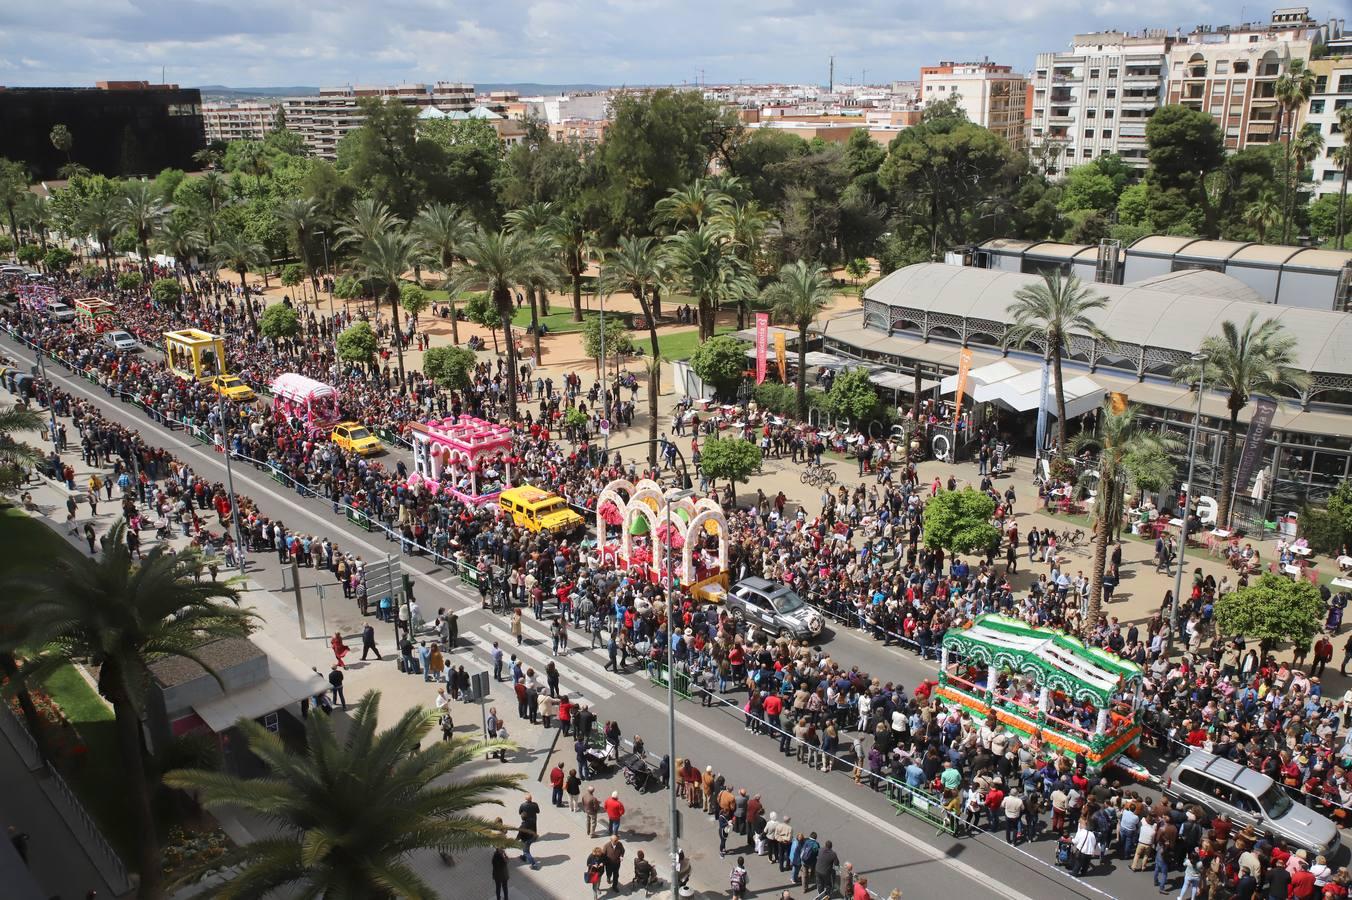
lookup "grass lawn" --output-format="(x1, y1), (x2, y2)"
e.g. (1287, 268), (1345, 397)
(658, 326), (737, 361)
(510, 303), (596, 334)
(37, 660), (132, 862)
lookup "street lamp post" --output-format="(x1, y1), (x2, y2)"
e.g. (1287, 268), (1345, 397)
(216, 391), (249, 577)
(316, 230), (337, 363)
(664, 487), (695, 900)
(27, 309), (60, 455)
(1168, 352), (1208, 653)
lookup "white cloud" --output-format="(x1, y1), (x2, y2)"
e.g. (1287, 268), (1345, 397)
(0, 0), (1267, 87)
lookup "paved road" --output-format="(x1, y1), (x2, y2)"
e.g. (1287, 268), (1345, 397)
(5, 331), (1166, 900)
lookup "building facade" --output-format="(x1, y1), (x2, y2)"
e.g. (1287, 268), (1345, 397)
(1029, 31), (1174, 177)
(281, 83), (474, 159)
(1307, 55), (1352, 198)
(0, 81), (204, 179)
(201, 101), (277, 144)
(920, 61), (1028, 149)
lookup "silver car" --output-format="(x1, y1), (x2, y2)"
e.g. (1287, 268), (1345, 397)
(1163, 749), (1340, 858)
(104, 330), (139, 352)
(726, 576), (825, 641)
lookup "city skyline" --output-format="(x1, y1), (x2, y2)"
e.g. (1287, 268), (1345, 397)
(0, 0), (1289, 89)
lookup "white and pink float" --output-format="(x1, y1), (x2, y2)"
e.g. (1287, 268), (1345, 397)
(269, 372), (341, 437)
(595, 478), (731, 600)
(407, 415), (515, 505)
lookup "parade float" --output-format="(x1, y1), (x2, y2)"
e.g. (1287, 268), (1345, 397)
(73, 296), (115, 333)
(595, 478), (731, 601)
(407, 415), (515, 504)
(269, 373), (341, 437)
(938, 614), (1146, 777)
(164, 329), (228, 381)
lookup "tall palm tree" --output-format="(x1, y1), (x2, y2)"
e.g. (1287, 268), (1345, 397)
(210, 231), (268, 329)
(600, 235), (666, 466)
(652, 178), (733, 232)
(1291, 125), (1324, 235)
(662, 223), (744, 342)
(117, 180), (168, 279)
(763, 260), (834, 420)
(446, 229), (556, 420)
(1172, 313), (1310, 528)
(1336, 109), (1352, 251)
(1005, 272), (1112, 451)
(18, 192), (51, 253)
(546, 208), (592, 323)
(195, 171), (229, 243)
(0, 403), (44, 494)
(355, 228), (425, 385)
(1275, 58), (1316, 243)
(235, 141), (270, 193)
(275, 197), (323, 304)
(338, 198), (398, 252)
(0, 520), (254, 900)
(1243, 195), (1281, 243)
(505, 202), (561, 362)
(78, 190), (121, 283)
(713, 199), (773, 330)
(412, 203), (474, 345)
(164, 691), (519, 899)
(154, 216), (206, 297)
(1070, 406), (1180, 635)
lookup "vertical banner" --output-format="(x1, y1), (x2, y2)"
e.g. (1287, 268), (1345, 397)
(1107, 391), (1129, 415)
(1233, 395), (1277, 502)
(1034, 355), (1052, 455)
(952, 348), (973, 425)
(774, 331), (787, 383)
(754, 313), (769, 385)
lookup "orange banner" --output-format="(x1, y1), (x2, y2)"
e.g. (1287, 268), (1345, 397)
(953, 348), (973, 424)
(774, 331), (787, 383)
(1107, 391), (1129, 414)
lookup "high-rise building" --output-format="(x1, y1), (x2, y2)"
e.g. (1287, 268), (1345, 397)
(1029, 31), (1175, 177)
(201, 101), (277, 144)
(920, 61), (1028, 149)
(281, 83), (474, 159)
(1163, 8), (1340, 152)
(1307, 55), (1351, 198)
(0, 81), (204, 179)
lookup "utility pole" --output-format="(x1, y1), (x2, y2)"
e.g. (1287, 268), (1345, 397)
(828, 56), (835, 93)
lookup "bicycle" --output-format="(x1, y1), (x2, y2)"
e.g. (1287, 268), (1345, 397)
(799, 462), (837, 487)
(1059, 528), (1085, 549)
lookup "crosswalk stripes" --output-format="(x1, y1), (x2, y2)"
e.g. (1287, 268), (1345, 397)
(504, 617), (636, 691)
(466, 628), (615, 702)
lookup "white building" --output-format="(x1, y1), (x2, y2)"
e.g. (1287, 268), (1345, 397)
(281, 83), (474, 159)
(201, 101), (277, 144)
(1305, 55), (1351, 198)
(920, 61), (1028, 150)
(1030, 31), (1175, 177)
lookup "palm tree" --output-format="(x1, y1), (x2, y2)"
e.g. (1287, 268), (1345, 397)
(446, 229), (556, 420)
(339, 198), (399, 252)
(1005, 272), (1112, 452)
(1336, 109), (1352, 251)
(0, 520), (254, 899)
(0, 403), (44, 494)
(600, 236), (666, 466)
(547, 208), (592, 323)
(763, 260), (834, 420)
(1275, 58), (1316, 243)
(354, 228), (425, 385)
(662, 223), (744, 342)
(275, 198), (324, 304)
(164, 691), (519, 899)
(195, 171), (229, 243)
(235, 141), (270, 193)
(78, 190), (121, 283)
(412, 203), (474, 345)
(1291, 125), (1324, 235)
(18, 192), (51, 254)
(210, 231), (268, 329)
(117, 181), (168, 279)
(1172, 313), (1310, 528)
(1070, 406), (1180, 635)
(505, 202), (561, 362)
(1243, 195), (1281, 243)
(652, 178), (733, 232)
(154, 217), (206, 297)
(713, 199), (773, 329)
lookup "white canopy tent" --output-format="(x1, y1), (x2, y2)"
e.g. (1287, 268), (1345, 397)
(868, 369), (939, 394)
(940, 360), (1104, 419)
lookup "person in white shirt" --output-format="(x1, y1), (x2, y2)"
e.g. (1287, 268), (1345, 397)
(1070, 823), (1099, 876)
(1132, 815), (1156, 871)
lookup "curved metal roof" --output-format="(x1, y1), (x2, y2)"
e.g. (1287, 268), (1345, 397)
(864, 263), (1352, 377)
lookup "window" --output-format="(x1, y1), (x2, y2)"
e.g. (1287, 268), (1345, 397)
(1315, 76), (1328, 93)
(1311, 99), (1326, 115)
(1082, 148), (1092, 157)
(1212, 82), (1227, 95)
(1215, 60), (1229, 74)
(1340, 75), (1352, 92)
(1106, 89), (1117, 99)
(1102, 129), (1113, 139)
(1084, 129), (1095, 138)
(1090, 68), (1100, 78)
(1234, 61), (1249, 73)
(1105, 109), (1114, 119)
(1249, 35), (1259, 43)
(1089, 89), (1098, 98)
(1232, 82), (1246, 95)
(1087, 109), (1096, 118)
(1326, 170), (1345, 181)
(1108, 68), (1118, 78)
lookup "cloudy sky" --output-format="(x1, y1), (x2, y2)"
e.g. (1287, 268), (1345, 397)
(0, 0), (1306, 88)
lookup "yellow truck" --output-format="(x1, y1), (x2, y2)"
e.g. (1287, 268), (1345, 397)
(498, 485), (585, 534)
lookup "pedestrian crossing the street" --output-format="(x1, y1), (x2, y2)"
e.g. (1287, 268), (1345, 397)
(465, 628), (616, 702)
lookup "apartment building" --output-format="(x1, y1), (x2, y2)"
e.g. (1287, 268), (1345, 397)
(1163, 11), (1331, 151)
(1307, 55), (1352, 197)
(1029, 31), (1175, 177)
(920, 61), (1028, 149)
(281, 82), (474, 159)
(201, 101), (277, 143)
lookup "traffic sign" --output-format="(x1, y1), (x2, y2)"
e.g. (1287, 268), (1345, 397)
(600, 419), (610, 435)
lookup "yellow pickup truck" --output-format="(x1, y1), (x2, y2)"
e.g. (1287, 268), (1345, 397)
(498, 485), (585, 534)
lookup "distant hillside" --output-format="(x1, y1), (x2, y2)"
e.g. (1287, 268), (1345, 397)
(194, 85), (318, 100)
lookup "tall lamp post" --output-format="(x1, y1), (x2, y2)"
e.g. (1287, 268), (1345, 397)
(216, 390), (249, 577)
(1168, 352), (1208, 653)
(316, 230), (337, 362)
(663, 487), (695, 900)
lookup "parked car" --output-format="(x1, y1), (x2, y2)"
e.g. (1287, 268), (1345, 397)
(103, 330), (140, 353)
(725, 576), (824, 640)
(1163, 749), (1340, 858)
(207, 374), (256, 402)
(46, 302), (75, 324)
(330, 421), (383, 456)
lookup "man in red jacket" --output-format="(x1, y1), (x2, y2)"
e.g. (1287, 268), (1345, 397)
(605, 791), (625, 836)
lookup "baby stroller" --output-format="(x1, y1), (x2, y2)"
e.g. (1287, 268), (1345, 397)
(620, 752), (659, 793)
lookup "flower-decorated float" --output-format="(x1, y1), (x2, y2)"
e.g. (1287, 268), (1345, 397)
(407, 415), (515, 504)
(595, 478), (731, 601)
(269, 373), (340, 437)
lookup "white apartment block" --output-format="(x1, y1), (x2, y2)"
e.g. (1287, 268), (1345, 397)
(201, 101), (277, 144)
(920, 61), (1028, 150)
(281, 82), (474, 159)
(1308, 56), (1352, 197)
(1029, 31), (1174, 177)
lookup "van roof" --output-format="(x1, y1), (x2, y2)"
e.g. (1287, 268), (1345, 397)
(502, 486), (559, 505)
(1180, 749), (1273, 795)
